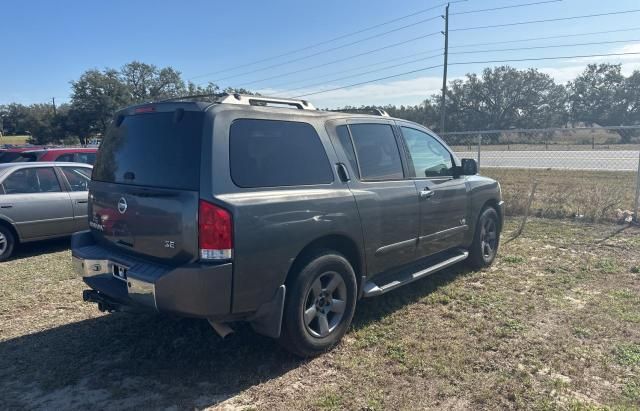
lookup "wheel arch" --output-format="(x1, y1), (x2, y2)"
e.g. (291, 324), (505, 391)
(284, 233), (364, 294)
(0, 217), (20, 244)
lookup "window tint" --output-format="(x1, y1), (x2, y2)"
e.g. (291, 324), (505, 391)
(349, 124), (404, 180)
(230, 119), (333, 188)
(335, 125), (359, 178)
(401, 127), (453, 177)
(93, 111), (203, 190)
(3, 167), (61, 194)
(55, 153), (75, 162)
(62, 167), (90, 192)
(76, 152), (96, 165)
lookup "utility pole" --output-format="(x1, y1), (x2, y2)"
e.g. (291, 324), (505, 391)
(439, 3), (449, 133)
(52, 97), (57, 116)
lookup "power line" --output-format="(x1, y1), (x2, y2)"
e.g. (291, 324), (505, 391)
(449, 38), (640, 56)
(237, 35), (443, 88)
(449, 27), (640, 49)
(285, 53), (443, 95)
(290, 64), (444, 98)
(450, 52), (640, 67)
(270, 31), (634, 92)
(450, 0), (562, 15)
(291, 51), (640, 98)
(189, 1), (467, 80)
(450, 9), (640, 32)
(205, 17), (443, 84)
(267, 47), (443, 90)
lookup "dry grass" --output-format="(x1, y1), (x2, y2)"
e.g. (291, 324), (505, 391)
(0, 135), (30, 145)
(1, 219), (639, 410)
(483, 168), (637, 223)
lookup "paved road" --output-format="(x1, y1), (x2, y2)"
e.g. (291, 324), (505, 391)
(454, 150), (640, 171)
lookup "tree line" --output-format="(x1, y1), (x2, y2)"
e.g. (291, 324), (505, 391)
(1, 62), (639, 145)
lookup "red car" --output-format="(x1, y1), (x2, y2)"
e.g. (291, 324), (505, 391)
(12, 148), (98, 164)
(0, 146), (44, 163)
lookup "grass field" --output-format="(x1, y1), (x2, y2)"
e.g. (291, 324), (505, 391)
(1, 218), (639, 409)
(0, 135), (30, 145)
(483, 168), (637, 223)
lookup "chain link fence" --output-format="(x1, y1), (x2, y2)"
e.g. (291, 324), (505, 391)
(441, 126), (640, 224)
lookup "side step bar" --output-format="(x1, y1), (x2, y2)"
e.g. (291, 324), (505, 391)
(362, 249), (469, 298)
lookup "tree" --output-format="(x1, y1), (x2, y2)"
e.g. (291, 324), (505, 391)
(0, 103), (31, 135)
(441, 66), (567, 139)
(68, 69), (130, 143)
(120, 61), (186, 102)
(568, 64), (636, 142)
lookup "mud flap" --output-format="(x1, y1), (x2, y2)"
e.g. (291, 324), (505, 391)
(248, 285), (285, 339)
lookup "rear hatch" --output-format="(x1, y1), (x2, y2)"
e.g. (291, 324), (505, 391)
(90, 106), (205, 264)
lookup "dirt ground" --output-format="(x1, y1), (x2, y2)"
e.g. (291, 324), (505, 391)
(1, 218), (639, 410)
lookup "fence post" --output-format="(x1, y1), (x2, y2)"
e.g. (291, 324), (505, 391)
(477, 134), (482, 171)
(634, 149), (640, 223)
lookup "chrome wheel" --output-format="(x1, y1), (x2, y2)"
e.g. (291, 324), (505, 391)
(303, 271), (347, 338)
(480, 217), (497, 260)
(0, 232), (7, 255)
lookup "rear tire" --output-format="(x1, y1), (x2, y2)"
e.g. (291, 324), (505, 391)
(468, 207), (500, 269)
(0, 225), (16, 261)
(279, 252), (357, 357)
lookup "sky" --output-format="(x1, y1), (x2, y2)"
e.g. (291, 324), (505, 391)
(2, 0), (640, 108)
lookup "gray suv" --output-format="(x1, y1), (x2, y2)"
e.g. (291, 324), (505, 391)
(72, 94), (503, 356)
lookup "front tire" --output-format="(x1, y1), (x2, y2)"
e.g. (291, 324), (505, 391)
(468, 207), (500, 269)
(0, 225), (16, 261)
(279, 252), (357, 357)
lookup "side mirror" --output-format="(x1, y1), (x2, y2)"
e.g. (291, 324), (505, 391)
(460, 158), (478, 175)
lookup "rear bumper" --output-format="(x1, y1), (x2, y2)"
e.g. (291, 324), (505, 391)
(71, 231), (232, 318)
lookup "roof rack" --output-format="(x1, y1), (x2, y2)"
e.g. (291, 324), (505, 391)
(332, 108), (390, 117)
(218, 93), (315, 110)
(155, 92), (316, 110)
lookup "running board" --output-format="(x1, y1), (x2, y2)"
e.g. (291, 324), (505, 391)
(362, 249), (469, 298)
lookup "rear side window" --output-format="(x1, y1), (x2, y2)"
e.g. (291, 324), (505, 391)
(61, 167), (91, 192)
(229, 119), (333, 188)
(55, 153), (75, 162)
(349, 124), (404, 181)
(93, 111), (204, 190)
(76, 152), (96, 165)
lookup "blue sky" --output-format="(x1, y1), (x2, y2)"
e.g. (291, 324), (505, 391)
(2, 0), (640, 108)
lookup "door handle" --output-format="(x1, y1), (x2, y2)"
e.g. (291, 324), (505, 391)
(76, 200), (88, 204)
(336, 163), (350, 182)
(419, 188), (434, 199)
(0, 204), (13, 209)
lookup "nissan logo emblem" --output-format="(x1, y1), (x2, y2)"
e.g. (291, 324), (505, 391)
(117, 197), (128, 214)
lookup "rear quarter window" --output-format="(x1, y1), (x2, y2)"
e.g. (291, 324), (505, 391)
(229, 119), (333, 188)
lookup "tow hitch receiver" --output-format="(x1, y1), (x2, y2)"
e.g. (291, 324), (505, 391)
(82, 290), (122, 313)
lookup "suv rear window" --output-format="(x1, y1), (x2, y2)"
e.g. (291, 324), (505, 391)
(93, 111), (203, 190)
(229, 119), (333, 188)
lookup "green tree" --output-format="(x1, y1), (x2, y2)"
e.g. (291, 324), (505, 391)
(68, 69), (130, 144)
(120, 61), (186, 102)
(568, 64), (636, 142)
(441, 66), (567, 139)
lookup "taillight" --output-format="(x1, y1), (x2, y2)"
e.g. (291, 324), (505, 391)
(198, 200), (233, 261)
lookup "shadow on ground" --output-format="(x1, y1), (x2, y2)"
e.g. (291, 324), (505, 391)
(0, 264), (470, 410)
(9, 237), (70, 261)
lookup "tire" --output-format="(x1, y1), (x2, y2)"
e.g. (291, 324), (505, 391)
(468, 207), (500, 269)
(0, 225), (16, 261)
(279, 252), (357, 357)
